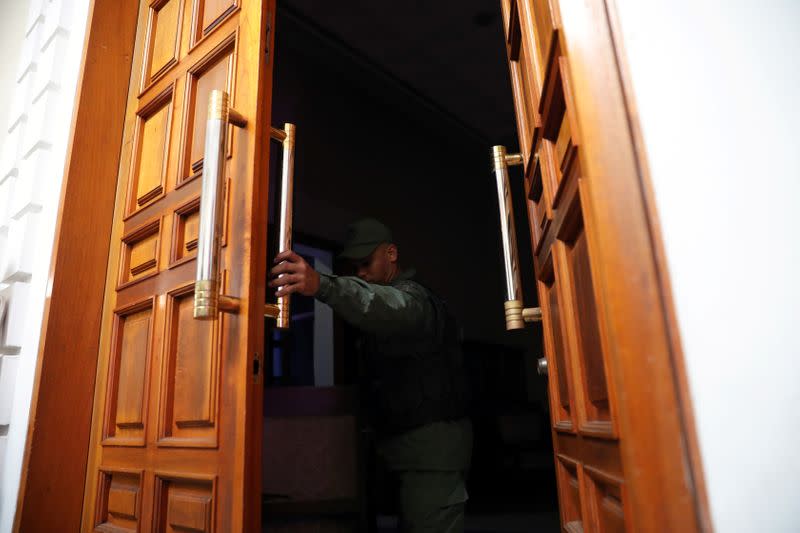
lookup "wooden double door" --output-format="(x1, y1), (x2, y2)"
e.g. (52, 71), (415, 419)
(79, 0), (703, 531)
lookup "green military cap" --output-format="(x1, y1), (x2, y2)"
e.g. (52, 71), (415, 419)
(339, 218), (393, 260)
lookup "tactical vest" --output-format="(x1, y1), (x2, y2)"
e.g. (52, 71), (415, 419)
(362, 280), (469, 436)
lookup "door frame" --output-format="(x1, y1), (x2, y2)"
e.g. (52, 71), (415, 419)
(13, 1), (141, 531)
(13, 0), (710, 532)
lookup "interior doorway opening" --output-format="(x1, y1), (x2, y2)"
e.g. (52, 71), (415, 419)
(261, 3), (559, 531)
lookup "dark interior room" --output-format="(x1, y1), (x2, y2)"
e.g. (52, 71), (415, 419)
(261, 2), (559, 531)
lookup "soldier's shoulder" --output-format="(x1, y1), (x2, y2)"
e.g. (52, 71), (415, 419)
(394, 279), (446, 310)
(393, 278), (428, 295)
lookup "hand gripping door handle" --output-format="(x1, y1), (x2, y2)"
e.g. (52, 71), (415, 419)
(263, 123), (296, 329)
(192, 90), (297, 327)
(491, 145), (543, 330)
(194, 90), (247, 319)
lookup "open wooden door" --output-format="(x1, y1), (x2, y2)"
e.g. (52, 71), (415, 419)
(495, 0), (706, 531)
(81, 0), (274, 530)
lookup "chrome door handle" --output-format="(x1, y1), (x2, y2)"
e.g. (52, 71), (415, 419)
(537, 357), (548, 376)
(491, 145), (542, 330)
(263, 123), (296, 330)
(194, 90), (246, 319)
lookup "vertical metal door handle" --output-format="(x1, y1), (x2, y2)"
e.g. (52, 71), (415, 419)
(194, 90), (246, 319)
(264, 123), (296, 329)
(491, 145), (542, 330)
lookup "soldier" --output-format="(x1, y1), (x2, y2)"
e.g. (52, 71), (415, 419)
(269, 217), (473, 532)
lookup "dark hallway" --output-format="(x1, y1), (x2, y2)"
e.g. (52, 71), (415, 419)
(262, 2), (559, 531)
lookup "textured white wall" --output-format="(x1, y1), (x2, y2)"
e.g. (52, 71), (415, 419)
(613, 1), (800, 531)
(0, 0), (90, 530)
(0, 2), (28, 150)
(0, 0), (31, 497)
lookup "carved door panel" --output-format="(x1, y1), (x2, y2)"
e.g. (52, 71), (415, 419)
(499, 0), (632, 531)
(82, 0), (275, 531)
(498, 1), (703, 532)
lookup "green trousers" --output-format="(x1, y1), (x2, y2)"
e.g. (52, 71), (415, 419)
(396, 469), (468, 532)
(378, 419), (473, 533)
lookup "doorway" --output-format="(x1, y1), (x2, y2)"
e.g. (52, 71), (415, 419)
(15, 0), (705, 530)
(261, 3), (560, 531)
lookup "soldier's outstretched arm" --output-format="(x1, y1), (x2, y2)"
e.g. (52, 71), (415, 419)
(314, 273), (433, 336)
(269, 250), (433, 336)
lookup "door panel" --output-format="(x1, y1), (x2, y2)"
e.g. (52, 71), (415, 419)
(501, 0), (626, 530)
(525, 155), (546, 249)
(143, 0), (182, 86)
(555, 191), (613, 434)
(104, 298), (156, 448)
(538, 256), (574, 432)
(95, 468), (144, 533)
(502, 0), (542, 173)
(83, 0), (274, 530)
(159, 282), (223, 447)
(195, 0), (239, 41)
(555, 456), (583, 531)
(181, 38), (237, 186)
(584, 467), (626, 533)
(501, 1), (703, 531)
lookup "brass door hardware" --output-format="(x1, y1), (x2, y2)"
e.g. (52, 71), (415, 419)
(264, 303), (280, 320)
(267, 122), (296, 329)
(491, 145), (542, 330)
(537, 357), (548, 376)
(194, 90), (246, 319)
(193, 90), (298, 327)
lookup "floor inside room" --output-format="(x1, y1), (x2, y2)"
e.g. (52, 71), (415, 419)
(378, 512), (560, 532)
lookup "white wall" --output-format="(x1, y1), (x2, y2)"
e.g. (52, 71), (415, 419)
(0, 0), (33, 489)
(0, 0), (90, 530)
(613, 1), (800, 531)
(0, 2), (29, 145)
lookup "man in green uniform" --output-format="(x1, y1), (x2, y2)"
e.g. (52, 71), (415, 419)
(270, 218), (473, 532)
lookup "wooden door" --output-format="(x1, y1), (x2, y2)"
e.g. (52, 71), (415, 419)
(499, 0), (704, 531)
(81, 0), (274, 531)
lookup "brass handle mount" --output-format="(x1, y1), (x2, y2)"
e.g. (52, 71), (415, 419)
(194, 90), (247, 319)
(491, 145), (541, 331)
(503, 301), (543, 329)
